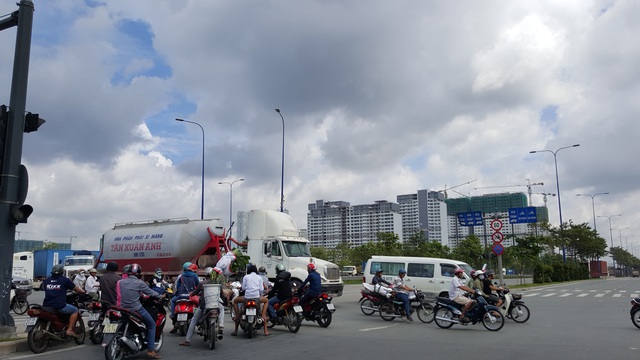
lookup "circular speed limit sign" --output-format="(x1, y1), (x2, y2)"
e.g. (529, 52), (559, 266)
(490, 219), (503, 231)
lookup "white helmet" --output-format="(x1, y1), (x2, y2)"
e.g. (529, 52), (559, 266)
(473, 270), (485, 277)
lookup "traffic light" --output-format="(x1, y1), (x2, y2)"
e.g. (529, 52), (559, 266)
(24, 112), (45, 133)
(10, 164), (32, 224)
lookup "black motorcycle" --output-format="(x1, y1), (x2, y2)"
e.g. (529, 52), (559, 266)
(378, 288), (435, 323)
(433, 291), (504, 331)
(103, 295), (167, 360)
(87, 300), (110, 344)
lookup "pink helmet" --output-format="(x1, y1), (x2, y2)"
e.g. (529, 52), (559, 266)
(454, 268), (465, 275)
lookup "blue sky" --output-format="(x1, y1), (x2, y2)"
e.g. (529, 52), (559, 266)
(1, 0), (638, 255)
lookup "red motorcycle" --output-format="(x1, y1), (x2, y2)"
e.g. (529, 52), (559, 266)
(358, 283), (391, 316)
(298, 291), (335, 328)
(173, 297), (198, 335)
(25, 304), (86, 353)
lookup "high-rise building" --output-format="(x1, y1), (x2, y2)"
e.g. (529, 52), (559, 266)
(307, 199), (403, 248)
(397, 189), (448, 245)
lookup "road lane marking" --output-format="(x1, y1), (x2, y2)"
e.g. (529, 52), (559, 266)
(595, 294), (605, 297)
(526, 293), (540, 296)
(559, 293), (572, 297)
(360, 324), (401, 331)
(613, 293), (622, 297)
(541, 293), (556, 297)
(577, 293), (588, 297)
(7, 345), (88, 359)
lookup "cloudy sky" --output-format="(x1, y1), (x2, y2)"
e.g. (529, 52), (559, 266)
(2, 0), (638, 254)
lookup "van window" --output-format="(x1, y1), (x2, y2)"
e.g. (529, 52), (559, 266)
(369, 261), (404, 275)
(440, 264), (457, 277)
(407, 263), (434, 278)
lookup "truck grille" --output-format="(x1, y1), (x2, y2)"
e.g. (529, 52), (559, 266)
(325, 266), (340, 280)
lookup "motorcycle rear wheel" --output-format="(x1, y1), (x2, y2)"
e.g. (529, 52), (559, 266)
(12, 299), (29, 315)
(208, 320), (216, 350)
(104, 331), (126, 360)
(286, 311), (301, 333)
(360, 299), (375, 316)
(482, 310), (505, 331)
(509, 304), (530, 323)
(434, 307), (454, 329)
(316, 306), (332, 328)
(90, 324), (104, 344)
(27, 321), (49, 354)
(416, 303), (435, 323)
(73, 318), (86, 345)
(379, 302), (395, 321)
(247, 322), (254, 339)
(632, 308), (640, 329)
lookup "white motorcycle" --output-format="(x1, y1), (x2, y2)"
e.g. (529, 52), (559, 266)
(496, 286), (530, 323)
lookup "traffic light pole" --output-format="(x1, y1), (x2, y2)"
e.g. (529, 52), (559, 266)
(0, 0), (34, 338)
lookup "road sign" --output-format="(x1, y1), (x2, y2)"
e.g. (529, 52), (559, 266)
(508, 207), (538, 224)
(491, 231), (504, 243)
(457, 211), (483, 227)
(490, 219), (503, 231)
(492, 243), (504, 256)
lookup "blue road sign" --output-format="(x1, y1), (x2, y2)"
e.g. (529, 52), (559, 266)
(508, 207), (538, 224)
(492, 243), (505, 256)
(457, 211), (483, 226)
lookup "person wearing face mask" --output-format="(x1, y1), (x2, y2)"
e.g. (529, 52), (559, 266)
(73, 269), (87, 289)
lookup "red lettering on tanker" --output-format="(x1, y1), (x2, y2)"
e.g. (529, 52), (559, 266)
(110, 242), (163, 252)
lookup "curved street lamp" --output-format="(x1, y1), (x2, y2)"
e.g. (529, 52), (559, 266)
(530, 144), (580, 263)
(576, 192), (609, 231)
(176, 118), (205, 220)
(275, 109), (285, 212)
(218, 178), (244, 238)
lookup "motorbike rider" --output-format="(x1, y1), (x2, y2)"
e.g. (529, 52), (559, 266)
(150, 268), (169, 295)
(43, 264), (87, 338)
(372, 268), (392, 287)
(231, 264), (269, 336)
(482, 270), (504, 307)
(449, 268), (475, 322)
(72, 269), (87, 289)
(117, 263), (164, 359)
(392, 269), (413, 321)
(85, 268), (100, 300)
(471, 270), (485, 291)
(170, 262), (200, 333)
(100, 262), (121, 306)
(298, 263), (322, 308)
(179, 267), (225, 346)
(258, 266), (270, 291)
(267, 263), (292, 321)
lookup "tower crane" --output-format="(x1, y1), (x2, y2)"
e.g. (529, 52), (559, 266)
(473, 179), (543, 206)
(436, 179), (477, 199)
(533, 192), (556, 207)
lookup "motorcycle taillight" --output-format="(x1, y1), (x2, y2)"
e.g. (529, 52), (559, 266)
(108, 310), (122, 319)
(246, 300), (257, 307)
(178, 303), (189, 312)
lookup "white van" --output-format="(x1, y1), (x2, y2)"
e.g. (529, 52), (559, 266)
(363, 256), (474, 298)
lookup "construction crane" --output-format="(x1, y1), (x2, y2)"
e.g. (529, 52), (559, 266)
(474, 179), (543, 206)
(437, 179), (477, 199)
(533, 192), (556, 207)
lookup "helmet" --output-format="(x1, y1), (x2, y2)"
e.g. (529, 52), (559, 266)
(473, 270), (484, 277)
(188, 264), (198, 272)
(375, 268), (383, 274)
(307, 263), (316, 271)
(247, 264), (258, 274)
(122, 264), (131, 274)
(275, 264), (286, 274)
(106, 262), (118, 272)
(454, 268), (465, 275)
(486, 270), (495, 277)
(51, 264), (64, 275)
(128, 263), (142, 275)
(88, 268), (97, 274)
(204, 267), (214, 276)
(258, 266), (266, 274)
(154, 268), (162, 278)
(183, 262), (192, 271)
(398, 269), (407, 275)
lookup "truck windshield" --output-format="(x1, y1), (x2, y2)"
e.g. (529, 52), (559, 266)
(281, 241), (311, 257)
(65, 258), (94, 266)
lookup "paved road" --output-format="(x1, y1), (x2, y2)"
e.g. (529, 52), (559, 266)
(5, 278), (640, 360)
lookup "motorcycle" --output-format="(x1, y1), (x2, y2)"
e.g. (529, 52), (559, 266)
(103, 295), (167, 360)
(87, 300), (110, 344)
(173, 296), (198, 336)
(267, 296), (303, 333)
(236, 298), (263, 339)
(378, 287), (435, 323)
(24, 304), (86, 353)
(11, 286), (31, 315)
(433, 291), (504, 331)
(497, 287), (530, 323)
(358, 283), (388, 315)
(630, 298), (640, 328)
(298, 290), (335, 328)
(66, 291), (93, 311)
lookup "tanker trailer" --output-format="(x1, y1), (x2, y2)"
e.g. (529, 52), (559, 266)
(97, 218), (226, 280)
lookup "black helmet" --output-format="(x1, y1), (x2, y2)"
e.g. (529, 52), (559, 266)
(122, 264), (132, 274)
(258, 266), (266, 274)
(486, 270), (495, 277)
(51, 264), (64, 275)
(247, 264), (257, 274)
(106, 262), (118, 272)
(275, 264), (286, 275)
(128, 263), (142, 275)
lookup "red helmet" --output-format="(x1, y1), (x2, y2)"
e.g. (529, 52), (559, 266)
(188, 264), (198, 272)
(307, 263), (316, 271)
(454, 268), (465, 275)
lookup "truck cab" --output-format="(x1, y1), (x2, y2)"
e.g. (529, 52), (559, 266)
(64, 253), (96, 278)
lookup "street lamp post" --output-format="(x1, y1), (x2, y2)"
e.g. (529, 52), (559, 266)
(176, 118), (205, 220)
(274, 109), (285, 212)
(598, 214), (622, 248)
(576, 192), (609, 231)
(218, 178), (244, 238)
(617, 227), (630, 247)
(530, 144), (580, 263)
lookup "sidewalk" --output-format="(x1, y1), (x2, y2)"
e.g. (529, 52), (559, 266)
(0, 331), (28, 355)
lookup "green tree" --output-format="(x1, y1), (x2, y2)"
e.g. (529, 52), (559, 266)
(41, 241), (59, 250)
(450, 235), (483, 268)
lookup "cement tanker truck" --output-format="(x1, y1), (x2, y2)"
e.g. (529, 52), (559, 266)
(97, 210), (343, 296)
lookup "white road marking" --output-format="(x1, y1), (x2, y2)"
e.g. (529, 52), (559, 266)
(360, 324), (401, 332)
